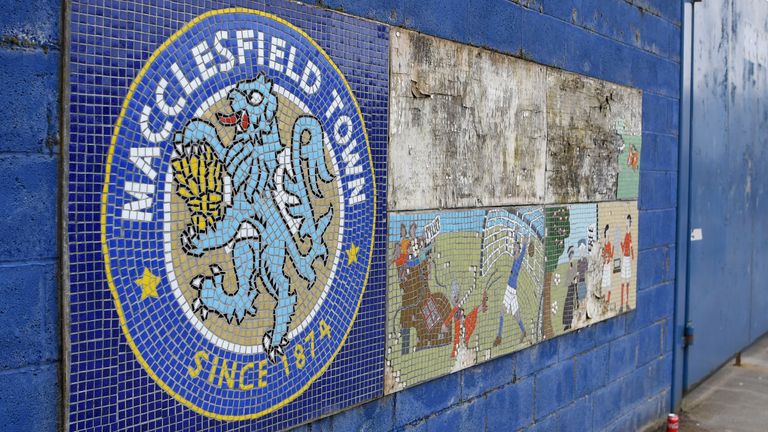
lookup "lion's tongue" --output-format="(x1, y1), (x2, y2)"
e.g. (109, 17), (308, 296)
(216, 110), (250, 131)
(216, 112), (237, 126)
(239, 110), (250, 130)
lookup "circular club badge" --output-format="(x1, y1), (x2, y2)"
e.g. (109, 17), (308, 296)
(101, 9), (375, 419)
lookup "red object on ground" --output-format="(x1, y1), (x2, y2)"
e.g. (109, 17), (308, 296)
(667, 413), (679, 431)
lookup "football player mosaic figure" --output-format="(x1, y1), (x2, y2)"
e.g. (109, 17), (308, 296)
(601, 224), (615, 307)
(562, 246), (578, 331)
(172, 73), (334, 362)
(627, 143), (640, 172)
(619, 215), (634, 312)
(576, 239), (589, 307)
(494, 231), (529, 347)
(443, 280), (488, 358)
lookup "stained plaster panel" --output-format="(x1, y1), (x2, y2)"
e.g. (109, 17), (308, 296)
(545, 69), (643, 202)
(388, 30), (548, 210)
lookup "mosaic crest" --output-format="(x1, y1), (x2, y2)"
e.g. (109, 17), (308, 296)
(101, 9), (375, 419)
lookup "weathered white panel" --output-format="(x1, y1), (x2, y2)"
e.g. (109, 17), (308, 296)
(389, 29), (547, 210)
(545, 70), (642, 202)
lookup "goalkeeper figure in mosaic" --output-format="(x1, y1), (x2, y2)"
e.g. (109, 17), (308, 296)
(494, 231), (529, 347)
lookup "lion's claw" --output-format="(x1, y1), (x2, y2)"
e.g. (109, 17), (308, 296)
(180, 226), (204, 256)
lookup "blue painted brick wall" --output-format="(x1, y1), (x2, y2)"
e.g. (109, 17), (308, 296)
(0, 0), (61, 430)
(295, 0), (680, 431)
(0, 0), (678, 430)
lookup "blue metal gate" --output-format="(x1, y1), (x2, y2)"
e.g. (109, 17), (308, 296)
(682, 0), (768, 390)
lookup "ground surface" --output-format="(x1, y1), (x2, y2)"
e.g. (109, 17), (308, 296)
(679, 333), (768, 432)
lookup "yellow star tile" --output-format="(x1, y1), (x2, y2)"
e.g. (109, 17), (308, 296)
(136, 267), (160, 301)
(346, 243), (360, 265)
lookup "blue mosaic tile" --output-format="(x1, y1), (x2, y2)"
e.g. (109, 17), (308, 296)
(67, 2), (388, 430)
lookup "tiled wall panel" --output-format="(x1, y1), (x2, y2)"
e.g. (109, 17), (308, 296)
(385, 29), (642, 393)
(66, 2), (388, 430)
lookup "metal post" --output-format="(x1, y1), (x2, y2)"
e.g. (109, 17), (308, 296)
(673, 0), (698, 411)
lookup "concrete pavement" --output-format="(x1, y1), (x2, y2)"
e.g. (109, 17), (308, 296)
(679, 333), (768, 432)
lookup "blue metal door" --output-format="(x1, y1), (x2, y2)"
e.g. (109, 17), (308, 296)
(685, 0), (768, 389)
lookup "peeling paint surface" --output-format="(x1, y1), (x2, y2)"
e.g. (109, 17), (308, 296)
(686, 0), (768, 387)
